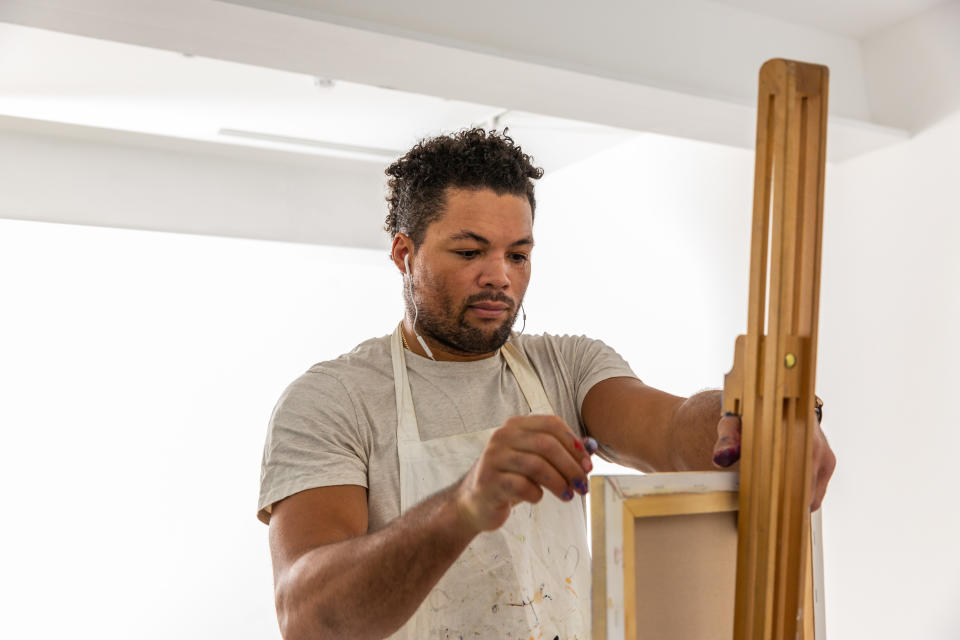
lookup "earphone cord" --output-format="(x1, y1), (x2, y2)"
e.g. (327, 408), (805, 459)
(405, 261), (437, 361)
(410, 276), (421, 334)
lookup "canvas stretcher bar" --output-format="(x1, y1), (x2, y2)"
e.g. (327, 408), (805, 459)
(723, 58), (829, 640)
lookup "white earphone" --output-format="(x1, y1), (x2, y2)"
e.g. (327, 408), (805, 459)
(403, 253), (436, 360)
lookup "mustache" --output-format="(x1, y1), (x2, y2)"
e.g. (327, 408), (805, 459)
(463, 292), (516, 308)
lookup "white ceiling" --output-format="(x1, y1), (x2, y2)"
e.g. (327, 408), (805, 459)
(0, 23), (637, 172)
(710, 0), (949, 38)
(1, 0), (929, 161)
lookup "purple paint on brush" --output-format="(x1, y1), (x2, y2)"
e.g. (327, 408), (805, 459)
(583, 437), (598, 454)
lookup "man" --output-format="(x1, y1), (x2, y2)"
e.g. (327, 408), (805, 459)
(257, 128), (836, 639)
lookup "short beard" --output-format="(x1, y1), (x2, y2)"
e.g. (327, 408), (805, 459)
(413, 291), (519, 355)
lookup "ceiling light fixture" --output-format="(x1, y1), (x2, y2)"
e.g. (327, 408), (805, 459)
(218, 128), (401, 162)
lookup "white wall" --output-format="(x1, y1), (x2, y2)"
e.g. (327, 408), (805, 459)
(0, 221), (400, 640)
(531, 134), (755, 397)
(818, 112), (960, 639)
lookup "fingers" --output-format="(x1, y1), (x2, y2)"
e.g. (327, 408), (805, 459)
(710, 412), (836, 511)
(495, 472), (545, 506)
(809, 452), (836, 511)
(459, 415), (596, 532)
(809, 426), (836, 511)
(712, 414), (742, 467)
(515, 415), (594, 474)
(488, 415), (593, 501)
(455, 466), (544, 533)
(496, 448), (578, 502)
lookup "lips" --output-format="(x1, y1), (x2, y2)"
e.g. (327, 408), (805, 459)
(467, 302), (510, 318)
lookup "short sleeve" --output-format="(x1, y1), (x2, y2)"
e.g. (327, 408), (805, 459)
(257, 369), (369, 524)
(560, 336), (639, 412)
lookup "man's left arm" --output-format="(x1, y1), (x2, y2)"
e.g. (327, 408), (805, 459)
(580, 377), (836, 510)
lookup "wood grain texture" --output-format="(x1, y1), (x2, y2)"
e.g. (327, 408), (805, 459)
(623, 491), (738, 518)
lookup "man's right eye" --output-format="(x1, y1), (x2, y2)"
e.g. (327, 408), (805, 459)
(454, 250), (479, 259)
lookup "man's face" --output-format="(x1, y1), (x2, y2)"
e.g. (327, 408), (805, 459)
(408, 187), (534, 356)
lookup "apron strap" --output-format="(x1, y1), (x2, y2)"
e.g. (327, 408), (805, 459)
(391, 324), (422, 443)
(501, 341), (555, 415)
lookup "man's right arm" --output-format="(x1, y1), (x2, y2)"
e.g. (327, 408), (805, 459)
(268, 415), (594, 640)
(269, 483), (476, 640)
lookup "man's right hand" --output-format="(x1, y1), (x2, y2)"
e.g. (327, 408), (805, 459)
(453, 415), (595, 534)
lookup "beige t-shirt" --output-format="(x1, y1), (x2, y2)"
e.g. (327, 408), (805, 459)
(257, 331), (637, 529)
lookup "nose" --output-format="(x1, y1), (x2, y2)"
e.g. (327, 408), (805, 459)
(478, 255), (510, 289)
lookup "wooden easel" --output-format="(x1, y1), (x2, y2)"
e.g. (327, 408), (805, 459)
(589, 58), (829, 640)
(723, 58), (829, 640)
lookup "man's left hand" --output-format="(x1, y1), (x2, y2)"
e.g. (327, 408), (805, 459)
(711, 412), (836, 511)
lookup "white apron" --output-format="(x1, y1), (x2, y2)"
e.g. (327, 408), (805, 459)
(389, 324), (591, 640)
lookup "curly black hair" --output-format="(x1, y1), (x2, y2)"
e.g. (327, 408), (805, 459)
(384, 128), (543, 247)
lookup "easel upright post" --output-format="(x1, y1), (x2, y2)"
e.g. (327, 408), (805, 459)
(723, 58), (829, 640)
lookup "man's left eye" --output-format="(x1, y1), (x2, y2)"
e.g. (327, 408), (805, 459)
(511, 253), (529, 263)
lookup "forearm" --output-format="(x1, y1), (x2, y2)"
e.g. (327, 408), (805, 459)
(666, 389), (724, 471)
(582, 377), (712, 471)
(275, 483), (476, 640)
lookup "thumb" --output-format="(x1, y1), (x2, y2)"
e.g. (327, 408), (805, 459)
(712, 414), (742, 468)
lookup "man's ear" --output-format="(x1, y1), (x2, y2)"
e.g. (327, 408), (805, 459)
(390, 233), (414, 275)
